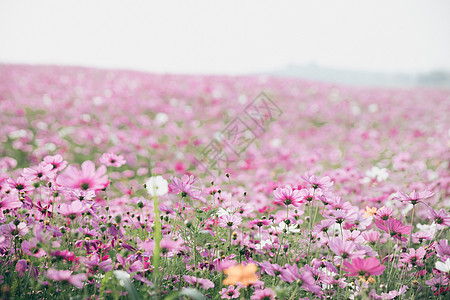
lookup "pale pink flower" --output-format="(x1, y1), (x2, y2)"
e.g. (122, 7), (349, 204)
(47, 269), (87, 289)
(58, 200), (88, 217)
(273, 187), (303, 207)
(57, 161), (109, 191)
(100, 153), (126, 167)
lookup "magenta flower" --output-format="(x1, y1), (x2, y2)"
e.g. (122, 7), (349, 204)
(57, 161), (109, 191)
(248, 219), (271, 227)
(395, 190), (434, 205)
(99, 152), (126, 167)
(273, 187), (303, 207)
(342, 257), (385, 277)
(58, 200), (88, 217)
(46, 269), (87, 289)
(375, 218), (411, 241)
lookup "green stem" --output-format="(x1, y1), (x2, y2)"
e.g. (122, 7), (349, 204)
(151, 192), (162, 290)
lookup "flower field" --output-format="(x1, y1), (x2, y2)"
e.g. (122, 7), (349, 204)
(0, 64), (449, 299)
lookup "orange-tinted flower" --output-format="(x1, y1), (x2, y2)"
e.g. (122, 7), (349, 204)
(363, 206), (378, 218)
(223, 263), (258, 287)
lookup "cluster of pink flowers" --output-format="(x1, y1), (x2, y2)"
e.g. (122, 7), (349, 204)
(0, 64), (448, 298)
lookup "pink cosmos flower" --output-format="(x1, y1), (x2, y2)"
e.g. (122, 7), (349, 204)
(342, 257), (386, 277)
(375, 218), (411, 241)
(15, 259), (28, 277)
(248, 219), (271, 228)
(325, 209), (358, 224)
(58, 200), (88, 217)
(361, 230), (381, 244)
(273, 187), (303, 207)
(99, 152), (126, 167)
(374, 207), (393, 221)
(328, 237), (365, 259)
(369, 285), (408, 299)
(434, 239), (450, 260)
(0, 191), (22, 213)
(301, 174), (334, 190)
(427, 208), (450, 229)
(219, 215), (242, 230)
(22, 162), (55, 180)
(46, 269), (87, 289)
(394, 190), (434, 205)
(169, 175), (206, 202)
(44, 154), (68, 172)
(183, 275), (214, 289)
(220, 285), (240, 299)
(400, 247), (426, 266)
(7, 177), (34, 192)
(250, 288), (276, 300)
(57, 161), (109, 191)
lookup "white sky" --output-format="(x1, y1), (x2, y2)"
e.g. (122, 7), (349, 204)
(0, 0), (449, 75)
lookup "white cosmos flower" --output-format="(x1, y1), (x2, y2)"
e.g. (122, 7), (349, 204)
(363, 167), (389, 183)
(145, 176), (168, 197)
(275, 222), (301, 233)
(216, 208), (231, 217)
(436, 258), (450, 273)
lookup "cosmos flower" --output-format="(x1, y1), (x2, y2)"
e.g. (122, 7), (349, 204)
(273, 187), (303, 207)
(219, 215), (242, 230)
(375, 218), (411, 241)
(427, 208), (450, 229)
(369, 285), (408, 299)
(169, 175), (206, 202)
(394, 190), (434, 205)
(434, 239), (450, 260)
(363, 206), (378, 218)
(99, 152), (126, 167)
(435, 258), (450, 273)
(220, 285), (240, 299)
(57, 161), (109, 191)
(46, 269), (87, 289)
(44, 154), (68, 172)
(7, 177), (34, 193)
(22, 162), (55, 180)
(250, 288), (276, 300)
(145, 175), (169, 197)
(400, 247), (426, 266)
(328, 237), (365, 259)
(301, 174), (334, 190)
(342, 257), (385, 277)
(58, 200), (88, 217)
(223, 263), (258, 287)
(183, 275), (215, 289)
